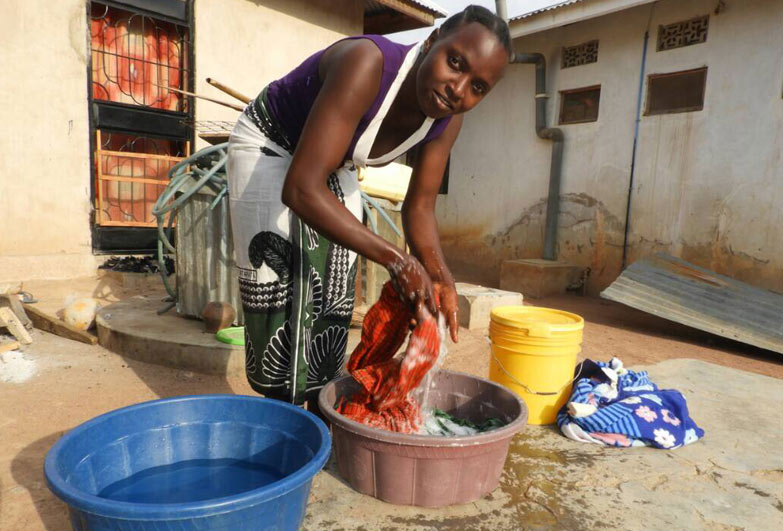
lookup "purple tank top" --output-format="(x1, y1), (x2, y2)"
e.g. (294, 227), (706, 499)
(263, 35), (451, 161)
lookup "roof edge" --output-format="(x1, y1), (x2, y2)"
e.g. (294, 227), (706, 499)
(509, 0), (657, 38)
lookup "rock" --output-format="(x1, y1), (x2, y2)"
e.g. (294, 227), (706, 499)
(62, 298), (100, 331)
(201, 302), (236, 333)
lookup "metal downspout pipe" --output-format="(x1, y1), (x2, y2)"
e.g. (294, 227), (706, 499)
(496, 1), (564, 260)
(511, 53), (565, 261)
(495, 0), (508, 22)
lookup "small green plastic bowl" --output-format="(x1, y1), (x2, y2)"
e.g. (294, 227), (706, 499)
(216, 326), (245, 346)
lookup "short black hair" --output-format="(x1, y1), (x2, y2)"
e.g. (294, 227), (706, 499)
(439, 5), (512, 54)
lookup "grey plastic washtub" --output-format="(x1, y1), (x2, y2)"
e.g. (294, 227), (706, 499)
(318, 370), (528, 507)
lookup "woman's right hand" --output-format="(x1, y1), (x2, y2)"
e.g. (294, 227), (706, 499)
(386, 253), (437, 316)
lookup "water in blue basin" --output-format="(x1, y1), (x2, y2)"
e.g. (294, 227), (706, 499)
(98, 458), (285, 504)
(45, 395), (331, 530)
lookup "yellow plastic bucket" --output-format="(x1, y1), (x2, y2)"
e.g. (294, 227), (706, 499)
(488, 306), (584, 425)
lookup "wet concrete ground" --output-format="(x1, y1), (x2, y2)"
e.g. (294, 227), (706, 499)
(304, 359), (783, 530)
(1, 281), (781, 530)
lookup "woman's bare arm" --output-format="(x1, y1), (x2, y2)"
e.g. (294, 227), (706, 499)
(403, 115), (463, 340)
(281, 39), (436, 311)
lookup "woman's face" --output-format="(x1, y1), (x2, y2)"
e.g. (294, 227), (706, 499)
(416, 22), (509, 119)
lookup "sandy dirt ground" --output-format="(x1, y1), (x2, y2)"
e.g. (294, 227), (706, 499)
(1, 279), (780, 530)
(447, 292), (783, 380)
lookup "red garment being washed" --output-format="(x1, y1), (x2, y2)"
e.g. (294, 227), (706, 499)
(338, 281), (440, 433)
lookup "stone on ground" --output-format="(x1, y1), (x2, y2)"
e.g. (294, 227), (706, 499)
(500, 258), (585, 299)
(456, 282), (523, 330)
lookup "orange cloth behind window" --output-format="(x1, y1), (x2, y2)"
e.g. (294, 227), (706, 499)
(337, 282), (440, 433)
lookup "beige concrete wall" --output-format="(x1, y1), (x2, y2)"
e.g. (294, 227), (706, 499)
(439, 0), (783, 294)
(0, 0), (363, 283)
(0, 0), (98, 282)
(193, 0), (364, 148)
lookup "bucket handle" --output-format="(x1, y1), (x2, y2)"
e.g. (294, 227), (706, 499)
(489, 349), (584, 396)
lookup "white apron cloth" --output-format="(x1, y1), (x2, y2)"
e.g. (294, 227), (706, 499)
(227, 41), (434, 403)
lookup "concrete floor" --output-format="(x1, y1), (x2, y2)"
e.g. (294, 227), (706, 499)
(305, 359), (783, 530)
(1, 279), (782, 530)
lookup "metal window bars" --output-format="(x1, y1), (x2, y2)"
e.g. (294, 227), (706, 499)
(90, 2), (190, 112)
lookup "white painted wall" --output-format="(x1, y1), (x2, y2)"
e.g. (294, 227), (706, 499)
(193, 0), (363, 147)
(0, 0), (362, 283)
(0, 0), (96, 282)
(439, 0), (783, 294)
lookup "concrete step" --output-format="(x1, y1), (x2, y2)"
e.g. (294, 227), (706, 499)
(456, 282), (523, 330)
(500, 259), (586, 299)
(96, 295), (362, 377)
(96, 296), (245, 376)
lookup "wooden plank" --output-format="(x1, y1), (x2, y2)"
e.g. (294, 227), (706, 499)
(0, 293), (32, 330)
(0, 340), (20, 354)
(0, 307), (33, 344)
(23, 304), (98, 345)
(97, 220), (157, 228)
(99, 149), (185, 163)
(373, 0), (435, 25)
(198, 132), (230, 146)
(96, 130), (104, 225)
(364, 11), (430, 34)
(99, 175), (169, 185)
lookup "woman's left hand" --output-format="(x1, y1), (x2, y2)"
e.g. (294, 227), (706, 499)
(434, 281), (459, 343)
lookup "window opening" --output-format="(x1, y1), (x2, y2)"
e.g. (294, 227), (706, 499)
(646, 68), (707, 115)
(89, 1), (193, 251)
(90, 2), (190, 111)
(559, 86), (601, 125)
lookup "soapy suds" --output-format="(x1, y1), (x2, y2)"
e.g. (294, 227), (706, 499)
(422, 408), (506, 437)
(422, 413), (479, 436)
(0, 350), (36, 383)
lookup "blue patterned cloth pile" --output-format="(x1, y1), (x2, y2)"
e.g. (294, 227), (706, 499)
(557, 358), (704, 449)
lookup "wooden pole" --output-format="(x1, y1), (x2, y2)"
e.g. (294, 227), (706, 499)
(151, 84), (245, 111)
(206, 78), (252, 104)
(96, 130), (104, 225)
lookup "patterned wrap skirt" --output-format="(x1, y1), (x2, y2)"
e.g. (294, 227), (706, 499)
(227, 91), (362, 404)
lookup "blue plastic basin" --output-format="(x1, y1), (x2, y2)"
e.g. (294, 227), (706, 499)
(45, 394), (331, 530)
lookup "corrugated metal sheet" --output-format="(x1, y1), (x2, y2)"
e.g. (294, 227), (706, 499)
(601, 254), (783, 355)
(511, 0), (588, 21)
(176, 188), (243, 325)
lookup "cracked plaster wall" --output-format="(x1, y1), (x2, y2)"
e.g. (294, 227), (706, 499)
(437, 0), (783, 295)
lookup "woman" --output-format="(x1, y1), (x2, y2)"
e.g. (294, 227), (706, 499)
(228, 6), (511, 406)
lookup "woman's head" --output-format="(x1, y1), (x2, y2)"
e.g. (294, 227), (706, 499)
(439, 5), (512, 54)
(416, 5), (511, 118)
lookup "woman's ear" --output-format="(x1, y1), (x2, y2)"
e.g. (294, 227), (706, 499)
(423, 27), (440, 53)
